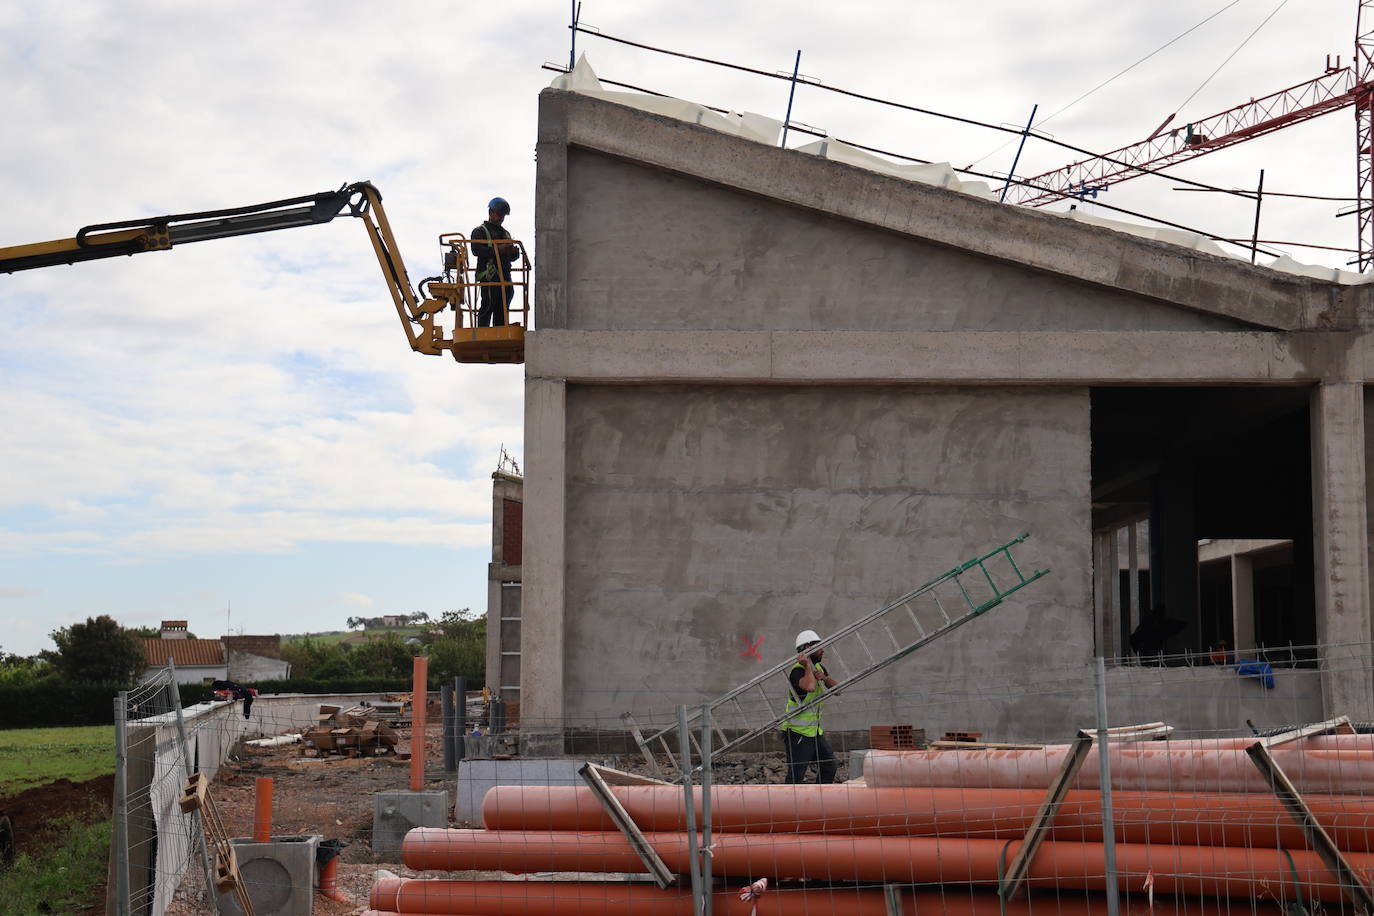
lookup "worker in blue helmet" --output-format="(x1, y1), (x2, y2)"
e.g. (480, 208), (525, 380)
(471, 197), (520, 327)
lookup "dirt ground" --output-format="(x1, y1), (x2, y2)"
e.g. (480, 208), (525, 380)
(156, 726), (851, 914)
(2, 774), (115, 916)
(165, 727), (457, 915)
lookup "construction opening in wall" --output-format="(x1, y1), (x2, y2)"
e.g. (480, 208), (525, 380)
(1089, 386), (1315, 666)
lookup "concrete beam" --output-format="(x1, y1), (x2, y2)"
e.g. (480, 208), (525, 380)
(528, 330), (1370, 384)
(520, 378), (568, 755)
(1310, 381), (1374, 720)
(541, 89), (1365, 333)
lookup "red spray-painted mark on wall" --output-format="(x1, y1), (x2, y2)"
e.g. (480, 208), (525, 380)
(739, 635), (764, 661)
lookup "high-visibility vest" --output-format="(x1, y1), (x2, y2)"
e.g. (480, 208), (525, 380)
(781, 662), (827, 737)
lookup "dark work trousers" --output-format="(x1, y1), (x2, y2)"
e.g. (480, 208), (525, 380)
(478, 277), (510, 327)
(783, 730), (837, 784)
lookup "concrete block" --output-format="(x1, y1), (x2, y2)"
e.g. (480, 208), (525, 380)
(218, 834), (321, 916)
(455, 758), (585, 824)
(372, 790), (448, 862)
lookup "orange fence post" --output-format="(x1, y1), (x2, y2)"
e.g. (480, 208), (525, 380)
(410, 656), (428, 791)
(253, 776), (272, 843)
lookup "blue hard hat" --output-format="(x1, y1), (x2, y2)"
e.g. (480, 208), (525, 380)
(487, 197), (511, 216)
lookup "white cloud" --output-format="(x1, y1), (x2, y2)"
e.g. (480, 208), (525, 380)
(0, 0), (1359, 652)
(0, 586), (37, 599)
(340, 592), (375, 608)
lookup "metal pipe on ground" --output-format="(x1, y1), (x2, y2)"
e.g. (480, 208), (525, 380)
(366, 878), (1286, 915)
(398, 828), (1369, 904)
(478, 783), (1374, 850)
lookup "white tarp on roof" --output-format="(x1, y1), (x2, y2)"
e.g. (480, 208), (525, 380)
(794, 137), (995, 199)
(550, 57), (1370, 283)
(549, 56), (781, 145)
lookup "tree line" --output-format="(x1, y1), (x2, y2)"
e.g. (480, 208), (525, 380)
(0, 609), (486, 690)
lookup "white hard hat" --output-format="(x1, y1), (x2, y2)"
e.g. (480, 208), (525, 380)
(795, 629), (822, 650)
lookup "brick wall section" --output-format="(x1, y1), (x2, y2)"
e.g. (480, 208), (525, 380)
(503, 498), (523, 566)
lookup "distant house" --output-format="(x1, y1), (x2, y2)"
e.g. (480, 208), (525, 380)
(380, 615), (407, 628)
(142, 620), (291, 684)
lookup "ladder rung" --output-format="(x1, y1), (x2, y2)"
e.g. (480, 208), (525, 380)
(932, 589), (951, 625)
(854, 631), (876, 664)
(904, 602), (927, 638)
(756, 684), (779, 719)
(882, 623), (901, 651)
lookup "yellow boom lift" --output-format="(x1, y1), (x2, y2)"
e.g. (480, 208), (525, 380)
(0, 181), (527, 364)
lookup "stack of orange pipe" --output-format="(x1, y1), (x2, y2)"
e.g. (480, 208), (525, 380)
(367, 736), (1374, 915)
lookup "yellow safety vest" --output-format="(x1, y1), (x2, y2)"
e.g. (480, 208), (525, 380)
(781, 662), (827, 737)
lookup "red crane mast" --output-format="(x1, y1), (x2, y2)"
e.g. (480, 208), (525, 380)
(1008, 1), (1374, 269)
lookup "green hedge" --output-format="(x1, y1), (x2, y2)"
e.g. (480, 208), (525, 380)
(0, 682), (125, 729)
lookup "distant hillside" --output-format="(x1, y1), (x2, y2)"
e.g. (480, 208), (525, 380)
(285, 627), (429, 647)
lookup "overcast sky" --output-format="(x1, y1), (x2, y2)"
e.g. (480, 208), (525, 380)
(0, 0), (1360, 656)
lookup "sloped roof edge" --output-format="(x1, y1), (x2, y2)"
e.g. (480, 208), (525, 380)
(540, 86), (1365, 332)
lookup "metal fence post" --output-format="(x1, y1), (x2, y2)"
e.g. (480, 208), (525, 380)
(1095, 657), (1120, 916)
(113, 692), (131, 916)
(167, 660), (218, 912)
(441, 685), (456, 774)
(677, 705), (703, 915)
(456, 676), (467, 760)
(699, 704), (713, 916)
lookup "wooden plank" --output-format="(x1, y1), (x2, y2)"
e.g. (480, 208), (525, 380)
(1262, 716), (1354, 748)
(930, 740), (1044, 750)
(590, 763), (674, 787)
(578, 762), (677, 888)
(1100, 722), (1174, 743)
(1246, 741), (1374, 911)
(621, 712), (663, 777)
(1000, 731), (1095, 902)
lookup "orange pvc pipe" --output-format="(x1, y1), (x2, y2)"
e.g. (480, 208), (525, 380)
(401, 828), (1374, 904)
(369, 879), (1286, 915)
(319, 856), (348, 902)
(410, 655), (428, 791)
(865, 745), (1374, 794)
(480, 783), (1374, 851)
(253, 776), (272, 843)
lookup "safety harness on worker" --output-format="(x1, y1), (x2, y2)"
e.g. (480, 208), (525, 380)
(781, 661), (828, 737)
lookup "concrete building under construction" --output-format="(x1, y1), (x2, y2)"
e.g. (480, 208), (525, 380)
(513, 83), (1374, 751)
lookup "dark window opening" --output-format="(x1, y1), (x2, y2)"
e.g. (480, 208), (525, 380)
(1090, 386), (1314, 665)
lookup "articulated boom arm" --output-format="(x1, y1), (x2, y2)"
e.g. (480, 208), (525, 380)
(0, 182), (527, 364)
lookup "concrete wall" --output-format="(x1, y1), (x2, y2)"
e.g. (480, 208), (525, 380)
(563, 149), (1245, 334)
(226, 649), (289, 682)
(523, 89), (1374, 741)
(562, 384), (1091, 728)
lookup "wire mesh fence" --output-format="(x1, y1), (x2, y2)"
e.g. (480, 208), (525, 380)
(111, 643), (1374, 915)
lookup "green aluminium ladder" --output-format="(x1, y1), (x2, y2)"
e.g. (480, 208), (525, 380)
(629, 533), (1051, 776)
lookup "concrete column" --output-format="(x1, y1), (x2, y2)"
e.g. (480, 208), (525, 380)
(484, 575), (502, 695)
(1230, 551), (1255, 654)
(1310, 381), (1374, 719)
(520, 378), (567, 755)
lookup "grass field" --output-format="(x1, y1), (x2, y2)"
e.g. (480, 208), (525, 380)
(0, 805), (110, 915)
(0, 726), (113, 797)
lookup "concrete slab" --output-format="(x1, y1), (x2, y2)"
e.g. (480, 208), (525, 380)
(372, 791), (448, 862)
(218, 834), (321, 916)
(455, 758), (586, 824)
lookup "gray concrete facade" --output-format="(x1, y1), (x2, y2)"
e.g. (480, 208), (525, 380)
(521, 88), (1374, 744)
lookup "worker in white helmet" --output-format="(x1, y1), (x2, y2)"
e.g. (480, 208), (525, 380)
(780, 629), (838, 784)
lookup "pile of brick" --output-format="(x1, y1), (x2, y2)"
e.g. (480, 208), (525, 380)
(301, 704), (399, 758)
